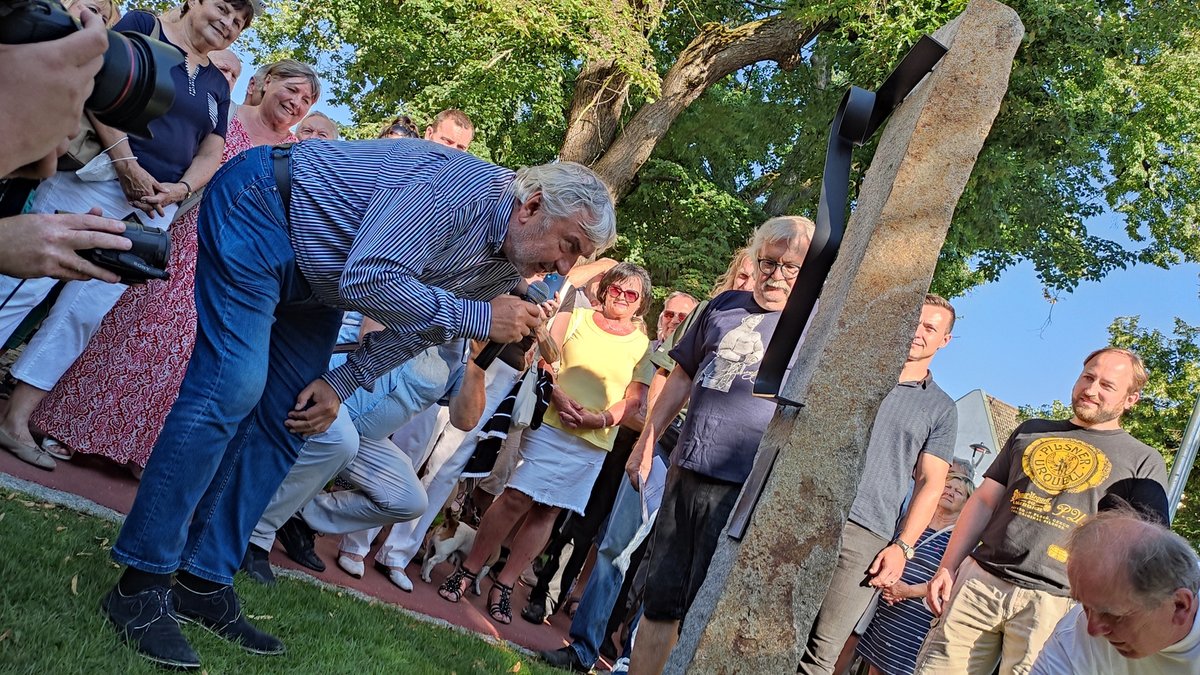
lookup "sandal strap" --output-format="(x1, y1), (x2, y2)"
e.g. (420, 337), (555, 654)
(438, 565), (479, 601)
(489, 581), (514, 619)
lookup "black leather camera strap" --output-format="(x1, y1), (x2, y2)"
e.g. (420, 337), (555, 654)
(271, 144), (294, 218)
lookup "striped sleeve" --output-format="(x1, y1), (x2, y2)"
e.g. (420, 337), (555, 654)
(324, 184), (494, 399)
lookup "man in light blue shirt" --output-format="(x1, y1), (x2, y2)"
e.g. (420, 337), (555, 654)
(242, 339), (484, 583)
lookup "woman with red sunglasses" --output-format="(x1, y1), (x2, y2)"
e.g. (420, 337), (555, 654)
(441, 262), (652, 624)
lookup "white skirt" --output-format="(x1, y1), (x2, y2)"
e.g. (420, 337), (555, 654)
(507, 423), (606, 515)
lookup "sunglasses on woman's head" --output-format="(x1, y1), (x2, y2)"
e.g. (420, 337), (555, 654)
(606, 286), (640, 303)
(385, 124), (419, 139)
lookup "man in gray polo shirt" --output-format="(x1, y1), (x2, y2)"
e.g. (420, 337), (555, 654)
(798, 294), (958, 674)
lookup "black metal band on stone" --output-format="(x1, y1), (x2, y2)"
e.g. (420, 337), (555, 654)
(730, 36), (948, 541)
(752, 35), (948, 404)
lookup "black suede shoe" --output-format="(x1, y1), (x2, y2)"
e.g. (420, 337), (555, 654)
(101, 585), (201, 670)
(240, 544), (276, 585)
(537, 645), (591, 672)
(173, 581), (285, 655)
(521, 599), (548, 624)
(277, 515), (324, 572)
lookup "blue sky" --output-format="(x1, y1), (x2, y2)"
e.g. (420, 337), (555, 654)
(235, 55), (1197, 411)
(934, 253), (1198, 409)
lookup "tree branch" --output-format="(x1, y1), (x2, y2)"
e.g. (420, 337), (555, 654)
(591, 15), (830, 200)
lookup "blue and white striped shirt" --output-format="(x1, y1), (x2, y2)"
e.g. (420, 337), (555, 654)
(287, 139), (520, 400)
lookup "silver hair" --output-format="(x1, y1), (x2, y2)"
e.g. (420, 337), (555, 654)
(511, 162), (616, 254)
(249, 63), (271, 96)
(663, 290), (699, 307)
(300, 111), (339, 139)
(750, 216), (816, 258)
(1070, 509), (1200, 608)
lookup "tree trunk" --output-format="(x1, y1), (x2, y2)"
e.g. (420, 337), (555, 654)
(590, 15), (827, 201)
(559, 59), (632, 165)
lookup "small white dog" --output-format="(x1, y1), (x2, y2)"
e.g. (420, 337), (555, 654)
(420, 508), (494, 595)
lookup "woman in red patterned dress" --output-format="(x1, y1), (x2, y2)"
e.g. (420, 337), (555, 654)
(30, 59), (322, 473)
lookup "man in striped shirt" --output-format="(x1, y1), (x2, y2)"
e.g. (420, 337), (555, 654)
(101, 138), (616, 670)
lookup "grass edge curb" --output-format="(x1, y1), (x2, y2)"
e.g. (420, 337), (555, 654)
(0, 470), (543, 662)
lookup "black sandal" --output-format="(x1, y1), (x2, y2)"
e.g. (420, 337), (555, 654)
(438, 565), (478, 603)
(488, 580), (514, 624)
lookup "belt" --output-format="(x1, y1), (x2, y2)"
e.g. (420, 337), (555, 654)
(271, 144), (294, 216)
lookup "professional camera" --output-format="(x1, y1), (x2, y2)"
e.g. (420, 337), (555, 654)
(73, 215), (171, 284)
(0, 0), (180, 137)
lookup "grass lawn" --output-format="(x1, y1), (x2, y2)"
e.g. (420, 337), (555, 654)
(0, 490), (561, 674)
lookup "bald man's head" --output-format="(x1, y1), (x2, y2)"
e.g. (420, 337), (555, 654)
(1067, 511), (1199, 659)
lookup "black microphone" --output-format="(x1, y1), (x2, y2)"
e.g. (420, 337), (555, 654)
(474, 280), (553, 369)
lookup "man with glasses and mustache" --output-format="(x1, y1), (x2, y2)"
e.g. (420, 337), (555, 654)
(915, 348), (1168, 675)
(621, 216), (814, 675)
(799, 294), (960, 675)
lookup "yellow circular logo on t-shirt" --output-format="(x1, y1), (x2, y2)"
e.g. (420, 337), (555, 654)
(1021, 437), (1112, 495)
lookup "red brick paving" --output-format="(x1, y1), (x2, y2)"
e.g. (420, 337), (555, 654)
(0, 447), (583, 657)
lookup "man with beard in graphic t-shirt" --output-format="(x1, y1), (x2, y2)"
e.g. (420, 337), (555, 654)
(916, 347), (1169, 675)
(623, 216), (815, 675)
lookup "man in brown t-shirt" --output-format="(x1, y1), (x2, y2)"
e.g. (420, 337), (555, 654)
(915, 347), (1169, 675)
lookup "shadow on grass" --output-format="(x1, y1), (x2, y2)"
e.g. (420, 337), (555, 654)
(0, 491), (562, 674)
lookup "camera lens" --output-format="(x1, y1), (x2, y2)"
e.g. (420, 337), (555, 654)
(87, 30), (181, 138)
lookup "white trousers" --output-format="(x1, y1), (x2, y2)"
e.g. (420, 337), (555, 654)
(0, 172), (175, 390)
(340, 360), (522, 567)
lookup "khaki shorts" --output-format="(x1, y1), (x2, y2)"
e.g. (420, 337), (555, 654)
(914, 557), (1074, 675)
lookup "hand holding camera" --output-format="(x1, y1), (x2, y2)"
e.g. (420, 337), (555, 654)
(0, 7), (107, 178)
(0, 0), (180, 282)
(0, 209), (130, 282)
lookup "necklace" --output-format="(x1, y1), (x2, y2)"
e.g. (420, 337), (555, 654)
(183, 53), (198, 97)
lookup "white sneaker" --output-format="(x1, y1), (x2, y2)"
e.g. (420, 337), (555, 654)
(610, 657), (630, 673)
(336, 554), (364, 578)
(386, 567), (413, 592)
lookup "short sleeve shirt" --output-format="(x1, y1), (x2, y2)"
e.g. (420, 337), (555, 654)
(668, 291), (781, 483)
(848, 374), (957, 538)
(115, 11), (231, 183)
(973, 419), (1168, 594)
(545, 309), (650, 450)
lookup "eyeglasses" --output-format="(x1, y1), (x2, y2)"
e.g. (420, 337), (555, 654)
(660, 310), (689, 322)
(757, 258), (802, 279)
(606, 286), (641, 303)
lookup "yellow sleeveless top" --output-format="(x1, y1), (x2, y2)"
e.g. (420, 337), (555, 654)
(545, 308), (649, 450)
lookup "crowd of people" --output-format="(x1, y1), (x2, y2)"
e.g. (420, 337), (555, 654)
(1, 2), (1196, 674)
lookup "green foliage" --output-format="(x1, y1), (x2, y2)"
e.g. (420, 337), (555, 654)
(617, 159), (765, 299)
(244, 0), (658, 166)
(774, 0), (1200, 296)
(240, 0), (1200, 299)
(1019, 316), (1200, 546)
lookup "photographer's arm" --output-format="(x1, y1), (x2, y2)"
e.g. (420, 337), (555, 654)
(0, 12), (107, 178)
(0, 209), (130, 282)
(448, 342), (486, 431)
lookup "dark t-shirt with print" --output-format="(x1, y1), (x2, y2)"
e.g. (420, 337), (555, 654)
(668, 290), (780, 484)
(971, 419), (1168, 595)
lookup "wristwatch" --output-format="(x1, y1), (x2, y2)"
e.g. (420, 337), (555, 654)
(891, 538), (915, 560)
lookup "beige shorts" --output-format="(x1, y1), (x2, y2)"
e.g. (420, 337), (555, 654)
(914, 557), (1074, 675)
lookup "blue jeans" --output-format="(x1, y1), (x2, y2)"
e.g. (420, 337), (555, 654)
(568, 450), (668, 667)
(111, 146), (342, 585)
